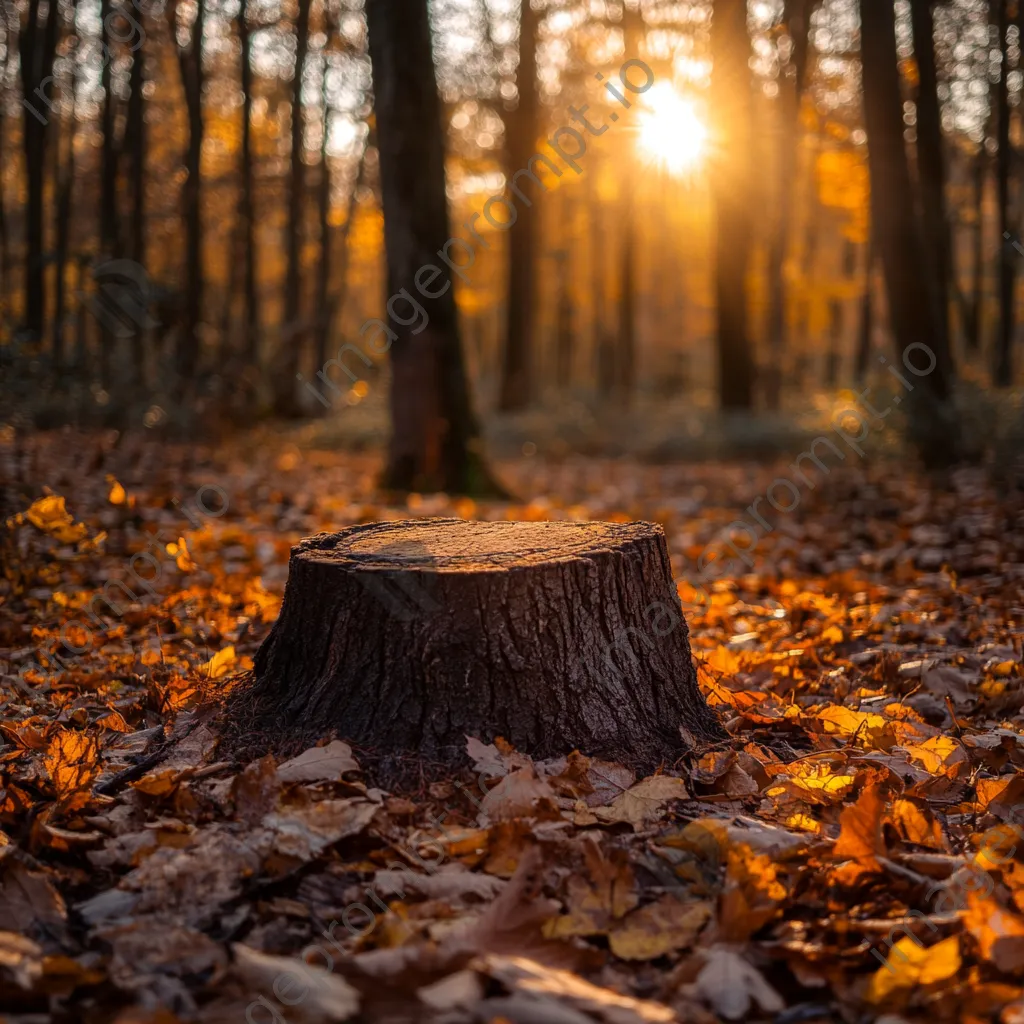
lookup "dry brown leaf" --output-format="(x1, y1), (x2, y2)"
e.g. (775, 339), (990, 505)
(43, 728), (99, 803)
(479, 765), (558, 822)
(594, 775), (689, 829)
(231, 943), (360, 1021)
(832, 783), (887, 882)
(608, 895), (712, 960)
(477, 953), (675, 1023)
(277, 741), (360, 783)
(374, 864), (506, 903)
(545, 836), (638, 939)
(962, 890), (1024, 974)
(692, 946), (785, 1021)
(720, 845), (787, 941)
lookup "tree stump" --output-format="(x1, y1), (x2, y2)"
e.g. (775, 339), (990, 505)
(239, 519), (723, 767)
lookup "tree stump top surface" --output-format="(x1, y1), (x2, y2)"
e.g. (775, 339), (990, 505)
(299, 518), (664, 572)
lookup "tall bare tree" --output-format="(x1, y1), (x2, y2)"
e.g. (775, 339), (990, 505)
(994, 0), (1013, 385)
(764, 0), (810, 408)
(18, 0), (60, 340)
(365, 0), (500, 494)
(860, 0), (957, 463)
(274, 0), (311, 415)
(498, 0), (541, 411)
(910, 0), (952, 363)
(710, 0), (755, 410)
(238, 0), (259, 366)
(168, 0), (204, 388)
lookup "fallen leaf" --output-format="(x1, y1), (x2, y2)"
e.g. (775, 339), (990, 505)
(962, 890), (1024, 974)
(594, 774), (689, 829)
(609, 895), (712, 960)
(865, 934), (962, 1005)
(231, 943), (360, 1021)
(278, 741), (360, 783)
(693, 945), (785, 1020)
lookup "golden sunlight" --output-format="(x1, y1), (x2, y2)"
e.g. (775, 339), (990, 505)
(636, 81), (707, 175)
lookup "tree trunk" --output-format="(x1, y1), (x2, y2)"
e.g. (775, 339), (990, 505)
(764, 0), (810, 410)
(52, 36), (77, 373)
(710, 0), (755, 410)
(966, 147), (985, 353)
(860, 0), (958, 463)
(100, 0), (118, 262)
(995, 0), (1014, 386)
(616, 182), (636, 407)
(18, 0), (60, 341)
(498, 0), (541, 412)
(239, 0), (259, 366)
(366, 0), (499, 495)
(169, 0), (204, 390)
(855, 231), (875, 382)
(0, 17), (10, 335)
(910, 0), (952, 367)
(316, 144), (367, 374)
(613, 0), (643, 410)
(125, 23), (146, 383)
(273, 0), (311, 416)
(239, 519), (724, 766)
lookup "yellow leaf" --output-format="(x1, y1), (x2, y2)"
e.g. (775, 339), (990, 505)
(166, 537), (198, 572)
(107, 479), (127, 505)
(43, 729), (99, 801)
(23, 496), (88, 544)
(201, 646), (237, 679)
(866, 935), (961, 1005)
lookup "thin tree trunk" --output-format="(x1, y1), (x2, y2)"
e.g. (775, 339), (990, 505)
(764, 0), (809, 409)
(100, 0), (118, 261)
(168, 0), (204, 389)
(860, 0), (958, 463)
(52, 33), (77, 372)
(966, 147), (985, 352)
(18, 0), (59, 340)
(995, 0), (1014, 385)
(365, 0), (501, 495)
(238, 0), (259, 365)
(910, 0), (952, 366)
(710, 0), (755, 410)
(272, 0), (311, 416)
(498, 0), (540, 411)
(0, 15), (9, 331)
(613, 0), (643, 409)
(314, 43), (332, 375)
(616, 182), (636, 406)
(855, 230), (875, 382)
(125, 22), (146, 382)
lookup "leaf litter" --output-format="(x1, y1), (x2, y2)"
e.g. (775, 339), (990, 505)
(1, 432), (1024, 1021)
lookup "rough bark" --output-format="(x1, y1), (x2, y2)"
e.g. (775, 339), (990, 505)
(365, 0), (498, 495)
(710, 0), (755, 410)
(240, 519), (723, 766)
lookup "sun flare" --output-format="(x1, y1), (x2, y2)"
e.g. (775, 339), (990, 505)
(637, 82), (707, 175)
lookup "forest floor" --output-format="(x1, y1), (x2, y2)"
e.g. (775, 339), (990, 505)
(2, 427), (1024, 1024)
